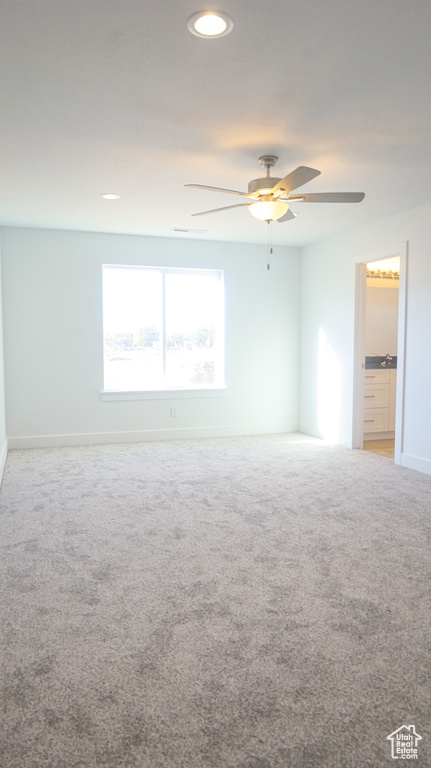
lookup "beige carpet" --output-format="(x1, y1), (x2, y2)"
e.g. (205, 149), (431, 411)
(1, 434), (430, 767)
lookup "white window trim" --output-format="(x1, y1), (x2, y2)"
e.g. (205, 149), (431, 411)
(102, 264), (225, 394)
(101, 388), (227, 402)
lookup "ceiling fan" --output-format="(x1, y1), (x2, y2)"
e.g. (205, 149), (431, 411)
(185, 155), (365, 223)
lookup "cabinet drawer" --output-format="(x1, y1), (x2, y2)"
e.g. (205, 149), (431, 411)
(364, 408), (389, 432)
(363, 383), (389, 408)
(364, 369), (390, 384)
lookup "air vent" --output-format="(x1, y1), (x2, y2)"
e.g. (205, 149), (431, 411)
(172, 228), (208, 234)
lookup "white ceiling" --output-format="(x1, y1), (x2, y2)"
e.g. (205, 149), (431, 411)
(1, 0), (430, 246)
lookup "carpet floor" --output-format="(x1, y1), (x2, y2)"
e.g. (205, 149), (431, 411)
(1, 434), (430, 768)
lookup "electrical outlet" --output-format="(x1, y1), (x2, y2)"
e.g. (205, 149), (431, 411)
(170, 407), (178, 418)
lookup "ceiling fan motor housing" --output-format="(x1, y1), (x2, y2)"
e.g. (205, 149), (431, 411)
(248, 154), (281, 196)
(248, 177), (282, 196)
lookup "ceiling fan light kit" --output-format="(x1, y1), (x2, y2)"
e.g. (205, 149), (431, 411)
(249, 200), (289, 221)
(186, 155), (365, 224)
(187, 11), (234, 38)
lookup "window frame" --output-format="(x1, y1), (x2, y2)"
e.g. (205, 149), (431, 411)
(101, 264), (226, 398)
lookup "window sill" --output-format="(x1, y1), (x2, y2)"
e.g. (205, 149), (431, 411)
(101, 388), (227, 402)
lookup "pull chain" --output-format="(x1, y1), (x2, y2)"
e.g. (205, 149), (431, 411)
(267, 220), (273, 270)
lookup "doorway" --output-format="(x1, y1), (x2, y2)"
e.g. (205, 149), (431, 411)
(352, 243), (407, 465)
(362, 255), (400, 459)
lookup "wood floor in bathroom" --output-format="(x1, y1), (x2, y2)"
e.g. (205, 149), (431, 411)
(363, 438), (395, 459)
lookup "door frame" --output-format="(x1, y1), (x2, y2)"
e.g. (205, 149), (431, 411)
(352, 241), (407, 465)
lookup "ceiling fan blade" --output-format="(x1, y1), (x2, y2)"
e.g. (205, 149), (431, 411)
(185, 183), (255, 198)
(191, 202), (253, 217)
(270, 166), (321, 197)
(277, 209), (296, 223)
(288, 192), (365, 203)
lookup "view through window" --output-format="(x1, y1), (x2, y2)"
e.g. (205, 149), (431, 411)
(103, 265), (224, 391)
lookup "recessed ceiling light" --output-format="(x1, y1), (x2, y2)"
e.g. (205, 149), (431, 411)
(187, 11), (233, 38)
(101, 193), (121, 200)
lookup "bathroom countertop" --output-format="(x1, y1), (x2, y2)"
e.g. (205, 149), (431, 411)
(365, 355), (397, 369)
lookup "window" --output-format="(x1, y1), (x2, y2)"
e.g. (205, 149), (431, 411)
(102, 265), (224, 392)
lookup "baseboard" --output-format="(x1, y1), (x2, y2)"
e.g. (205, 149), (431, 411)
(363, 431), (395, 441)
(7, 423), (293, 450)
(400, 452), (431, 476)
(0, 438), (8, 483)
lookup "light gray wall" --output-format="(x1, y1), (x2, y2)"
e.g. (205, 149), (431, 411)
(1, 227), (301, 447)
(365, 283), (399, 357)
(0, 236), (7, 477)
(300, 200), (431, 474)
(2, 201), (430, 474)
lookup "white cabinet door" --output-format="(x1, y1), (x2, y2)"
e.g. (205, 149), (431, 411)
(364, 408), (389, 432)
(363, 383), (390, 408)
(364, 369), (390, 384)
